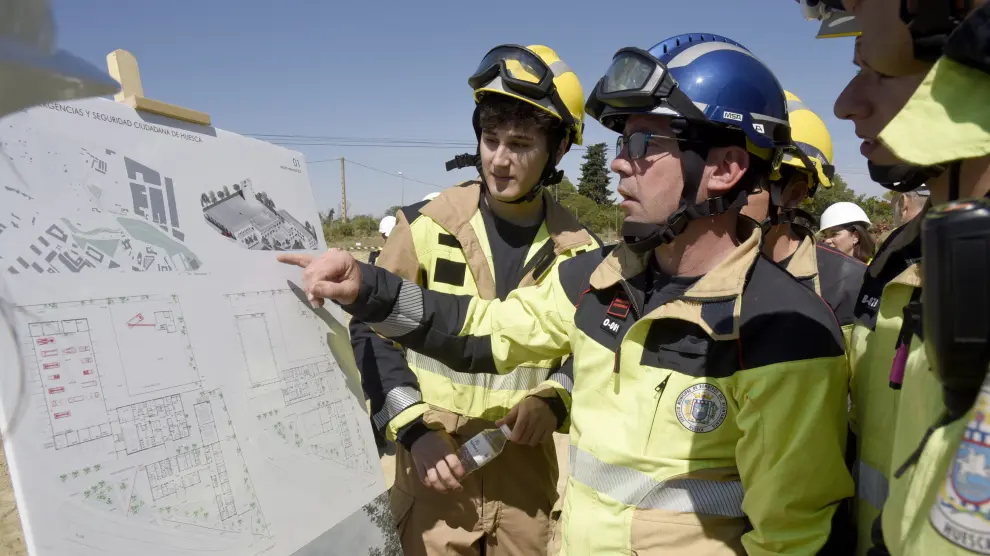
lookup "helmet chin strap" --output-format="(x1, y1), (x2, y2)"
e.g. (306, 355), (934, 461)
(766, 180), (817, 234)
(622, 121), (752, 254)
(868, 160), (946, 193)
(769, 206), (818, 235)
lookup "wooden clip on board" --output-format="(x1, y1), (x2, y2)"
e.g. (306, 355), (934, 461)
(106, 49), (211, 126)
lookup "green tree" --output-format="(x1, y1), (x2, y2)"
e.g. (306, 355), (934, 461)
(384, 205), (402, 217)
(576, 143), (613, 205)
(555, 176), (621, 238)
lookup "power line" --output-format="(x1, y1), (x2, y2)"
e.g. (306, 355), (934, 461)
(344, 158), (444, 189)
(273, 136), (875, 185)
(247, 132), (601, 152)
(304, 156), (444, 189)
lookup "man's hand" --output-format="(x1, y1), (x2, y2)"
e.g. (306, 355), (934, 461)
(497, 396), (557, 446)
(277, 249), (362, 306)
(409, 430), (465, 493)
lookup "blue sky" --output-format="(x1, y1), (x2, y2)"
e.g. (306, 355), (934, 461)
(53, 0), (879, 218)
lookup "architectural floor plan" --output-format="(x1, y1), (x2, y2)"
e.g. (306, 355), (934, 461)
(17, 295), (274, 555)
(1, 98), (392, 556)
(227, 289), (376, 479)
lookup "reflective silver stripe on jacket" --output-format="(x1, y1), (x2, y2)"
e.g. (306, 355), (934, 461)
(547, 371), (573, 394)
(372, 386), (422, 430)
(569, 445), (746, 517)
(408, 351), (549, 392)
(855, 459), (889, 510)
(371, 278), (423, 338)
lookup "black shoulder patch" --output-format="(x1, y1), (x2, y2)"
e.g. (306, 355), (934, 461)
(399, 200), (431, 225)
(433, 258), (467, 287)
(573, 286), (626, 354)
(558, 248), (609, 305)
(738, 256), (845, 369)
(437, 233), (461, 248)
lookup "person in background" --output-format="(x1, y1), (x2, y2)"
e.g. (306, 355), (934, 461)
(367, 215), (396, 266)
(820, 201), (876, 263)
(891, 185), (930, 228)
(878, 186), (929, 244)
(742, 90), (866, 330)
(348, 43), (600, 555)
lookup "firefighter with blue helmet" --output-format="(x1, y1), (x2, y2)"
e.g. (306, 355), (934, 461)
(284, 32), (855, 555)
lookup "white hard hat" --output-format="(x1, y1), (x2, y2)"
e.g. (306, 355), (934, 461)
(820, 202), (871, 231)
(422, 192), (441, 202)
(378, 215), (396, 237)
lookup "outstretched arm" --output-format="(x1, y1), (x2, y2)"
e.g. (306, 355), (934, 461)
(278, 250), (576, 375)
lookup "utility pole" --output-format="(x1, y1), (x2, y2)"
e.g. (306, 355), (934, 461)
(340, 157), (348, 223)
(398, 171), (405, 206)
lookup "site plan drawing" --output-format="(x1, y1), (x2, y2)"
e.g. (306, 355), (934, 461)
(0, 97), (394, 556)
(227, 289), (376, 480)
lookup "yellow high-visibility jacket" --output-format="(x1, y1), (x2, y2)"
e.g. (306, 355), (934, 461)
(873, 215), (977, 556)
(845, 212), (928, 555)
(349, 181), (601, 449)
(344, 219), (855, 555)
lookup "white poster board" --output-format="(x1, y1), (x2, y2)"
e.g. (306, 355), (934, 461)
(0, 98), (399, 555)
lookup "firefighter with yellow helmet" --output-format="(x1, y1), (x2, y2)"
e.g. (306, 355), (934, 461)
(348, 43), (600, 555)
(799, 1), (990, 554)
(744, 90), (867, 332)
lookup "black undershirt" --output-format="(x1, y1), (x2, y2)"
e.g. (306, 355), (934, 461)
(643, 258), (702, 315)
(479, 197), (544, 300)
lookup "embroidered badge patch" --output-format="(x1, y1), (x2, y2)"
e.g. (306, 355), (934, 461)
(930, 391), (990, 554)
(607, 294), (631, 320)
(675, 383), (728, 433)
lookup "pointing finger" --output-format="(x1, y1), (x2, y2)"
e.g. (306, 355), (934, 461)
(276, 253), (315, 268)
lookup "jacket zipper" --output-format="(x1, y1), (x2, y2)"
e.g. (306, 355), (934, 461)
(644, 373), (672, 449)
(619, 280), (642, 319)
(613, 280), (642, 374)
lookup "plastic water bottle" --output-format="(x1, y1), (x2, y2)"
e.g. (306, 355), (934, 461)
(457, 424), (512, 476)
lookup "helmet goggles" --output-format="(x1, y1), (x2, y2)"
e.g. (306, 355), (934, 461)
(468, 44), (577, 130)
(587, 47), (790, 151)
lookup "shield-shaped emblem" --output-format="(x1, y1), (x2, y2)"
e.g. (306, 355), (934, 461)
(950, 438), (990, 506)
(691, 398), (713, 423)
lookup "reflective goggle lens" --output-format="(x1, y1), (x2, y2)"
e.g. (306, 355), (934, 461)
(602, 53), (660, 94)
(474, 46), (548, 86)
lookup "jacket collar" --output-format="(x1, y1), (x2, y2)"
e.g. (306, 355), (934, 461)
(421, 181), (593, 253)
(590, 216), (763, 303)
(420, 181), (595, 299)
(785, 235), (819, 282)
